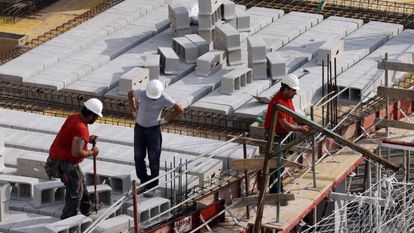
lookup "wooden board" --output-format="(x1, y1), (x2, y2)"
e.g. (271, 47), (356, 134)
(232, 158), (303, 171)
(378, 60), (414, 73)
(377, 86), (414, 100)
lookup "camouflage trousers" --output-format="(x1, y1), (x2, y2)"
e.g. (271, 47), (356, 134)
(59, 160), (91, 220)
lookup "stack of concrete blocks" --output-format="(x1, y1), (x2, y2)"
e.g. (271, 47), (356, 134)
(247, 36), (267, 80)
(172, 34), (210, 64)
(16, 156), (49, 179)
(32, 181), (65, 208)
(267, 53), (287, 80)
(221, 68), (252, 95)
(168, 4), (191, 37)
(226, 5), (250, 32)
(143, 54), (160, 80)
(0, 174), (39, 200)
(84, 165), (133, 194)
(158, 47), (179, 75)
(127, 196), (170, 224)
(118, 67), (150, 96)
(86, 184), (112, 206)
(214, 24), (242, 66)
(0, 181), (11, 221)
(318, 39), (344, 65)
(198, 0), (223, 41)
(94, 214), (134, 233)
(44, 215), (92, 233)
(221, 0), (237, 28)
(196, 49), (226, 76)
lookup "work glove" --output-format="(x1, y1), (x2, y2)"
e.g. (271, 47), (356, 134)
(159, 118), (168, 126)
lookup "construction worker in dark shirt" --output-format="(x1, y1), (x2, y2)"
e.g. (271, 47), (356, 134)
(46, 98), (103, 219)
(264, 74), (310, 193)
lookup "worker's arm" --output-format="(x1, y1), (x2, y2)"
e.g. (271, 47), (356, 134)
(71, 136), (99, 158)
(164, 103), (183, 122)
(128, 90), (138, 114)
(279, 118), (310, 134)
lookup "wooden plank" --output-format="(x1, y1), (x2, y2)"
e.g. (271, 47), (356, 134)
(232, 193), (294, 208)
(376, 118), (414, 130)
(378, 60), (414, 73)
(272, 104), (399, 171)
(232, 158), (303, 171)
(377, 86), (414, 100)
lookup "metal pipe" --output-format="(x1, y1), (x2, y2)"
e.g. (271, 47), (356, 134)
(322, 59), (325, 126)
(132, 180), (139, 233)
(311, 106), (317, 188)
(242, 132), (250, 219)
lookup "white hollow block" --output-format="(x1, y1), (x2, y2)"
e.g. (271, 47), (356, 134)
(143, 55), (160, 80)
(226, 18), (237, 29)
(220, 68), (251, 95)
(185, 34), (210, 57)
(198, 28), (214, 42)
(198, 14), (214, 30)
(171, 24), (192, 37)
(0, 181), (11, 221)
(222, 0), (236, 20)
(227, 48), (242, 66)
(250, 61), (267, 80)
(318, 39), (344, 65)
(196, 50), (226, 77)
(172, 37), (199, 63)
(267, 53), (287, 80)
(118, 67), (150, 95)
(214, 24), (240, 51)
(236, 13), (250, 32)
(168, 5), (190, 29)
(44, 215), (92, 233)
(247, 36), (266, 64)
(158, 47), (180, 75)
(199, 0), (222, 15)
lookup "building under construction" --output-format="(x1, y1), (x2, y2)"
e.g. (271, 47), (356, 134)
(0, 0), (413, 232)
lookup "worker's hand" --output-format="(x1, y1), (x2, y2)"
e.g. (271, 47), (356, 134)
(132, 111), (137, 118)
(91, 145), (99, 157)
(299, 125), (310, 134)
(159, 118), (168, 126)
(89, 135), (98, 145)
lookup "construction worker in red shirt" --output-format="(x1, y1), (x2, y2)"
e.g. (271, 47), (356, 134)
(264, 74), (310, 193)
(45, 98), (103, 219)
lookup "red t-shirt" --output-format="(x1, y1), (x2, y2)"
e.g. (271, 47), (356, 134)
(263, 91), (295, 134)
(49, 114), (89, 164)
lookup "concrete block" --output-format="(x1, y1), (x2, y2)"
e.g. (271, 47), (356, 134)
(226, 18), (237, 29)
(0, 181), (10, 221)
(185, 34), (210, 57)
(172, 37), (199, 63)
(32, 181), (64, 208)
(0, 131), (3, 154)
(118, 67), (150, 95)
(158, 47), (179, 74)
(127, 196), (170, 223)
(198, 28), (214, 42)
(198, 14), (215, 30)
(196, 50), (226, 76)
(0, 174), (39, 200)
(248, 7), (284, 21)
(44, 215), (92, 233)
(236, 12), (250, 32)
(199, 0), (222, 15)
(267, 53), (287, 80)
(227, 48), (242, 66)
(318, 39), (344, 65)
(221, 0), (236, 20)
(247, 36), (266, 64)
(214, 23), (240, 51)
(87, 184), (112, 206)
(250, 61), (267, 80)
(168, 4), (190, 29)
(143, 55), (160, 80)
(158, 174), (199, 199)
(171, 24), (192, 37)
(221, 68), (252, 95)
(16, 157), (48, 179)
(93, 214), (133, 233)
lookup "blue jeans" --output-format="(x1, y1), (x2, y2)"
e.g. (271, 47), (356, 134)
(134, 123), (162, 190)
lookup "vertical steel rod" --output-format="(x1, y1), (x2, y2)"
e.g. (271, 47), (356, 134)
(242, 132), (250, 219)
(132, 180), (139, 233)
(311, 106), (317, 188)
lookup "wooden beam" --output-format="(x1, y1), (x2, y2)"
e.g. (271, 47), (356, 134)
(232, 193), (295, 208)
(378, 60), (414, 73)
(273, 104), (399, 171)
(232, 158), (303, 171)
(375, 118), (414, 130)
(377, 86), (414, 100)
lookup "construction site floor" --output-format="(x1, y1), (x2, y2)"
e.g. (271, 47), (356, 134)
(0, 0), (106, 40)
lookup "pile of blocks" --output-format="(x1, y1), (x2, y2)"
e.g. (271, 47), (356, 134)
(225, 0), (250, 32)
(214, 23), (242, 66)
(196, 49), (226, 76)
(198, 0), (223, 41)
(168, 4), (191, 37)
(247, 36), (267, 80)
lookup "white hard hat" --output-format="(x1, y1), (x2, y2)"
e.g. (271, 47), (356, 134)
(281, 74), (300, 90)
(146, 80), (164, 99)
(84, 98), (103, 117)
